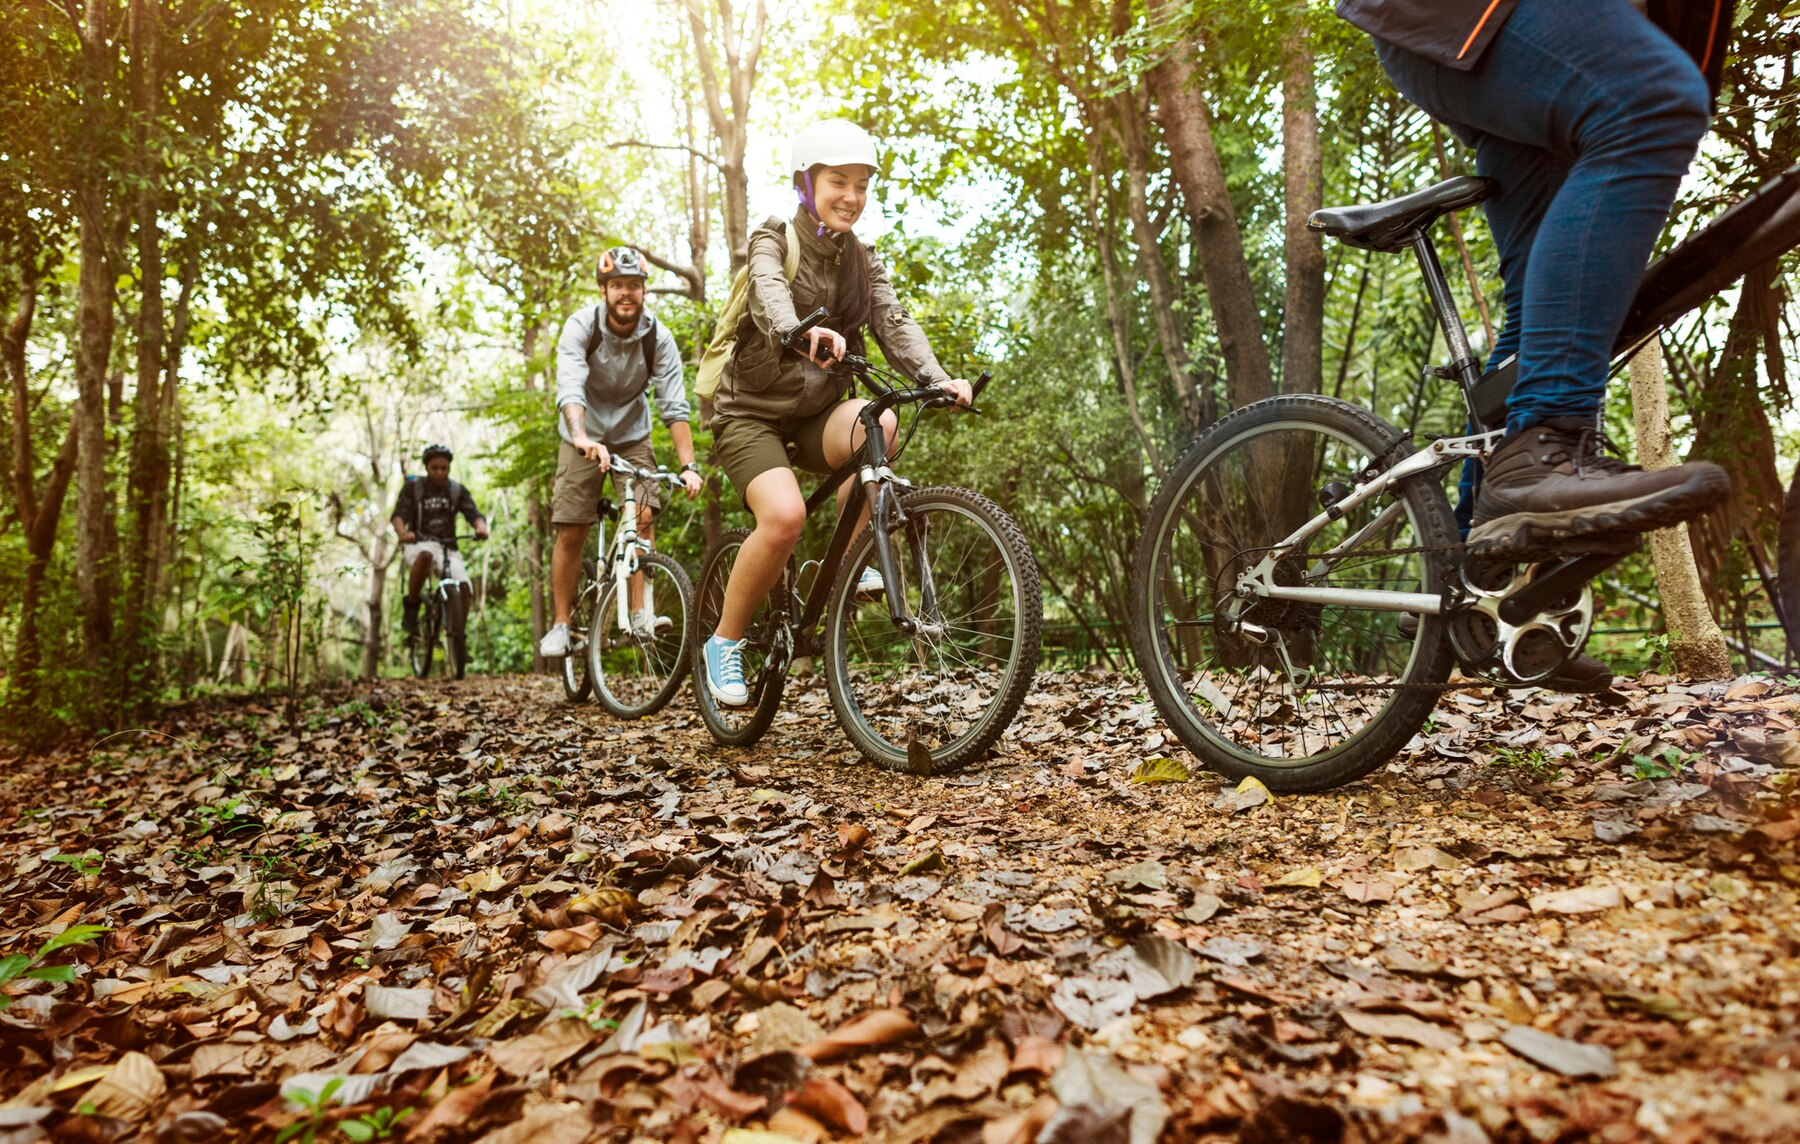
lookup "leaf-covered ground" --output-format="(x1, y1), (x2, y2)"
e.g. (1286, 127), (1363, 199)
(2, 670), (1798, 1143)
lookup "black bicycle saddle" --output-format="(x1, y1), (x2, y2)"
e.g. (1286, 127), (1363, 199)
(1309, 176), (1499, 252)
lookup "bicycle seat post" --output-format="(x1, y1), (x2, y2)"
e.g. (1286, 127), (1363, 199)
(1407, 232), (1483, 393)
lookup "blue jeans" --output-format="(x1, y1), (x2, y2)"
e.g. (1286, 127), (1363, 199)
(1376, 0), (1710, 439)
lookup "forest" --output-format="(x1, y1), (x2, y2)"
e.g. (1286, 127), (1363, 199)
(3, 0), (1796, 746)
(6, 3), (1800, 1141)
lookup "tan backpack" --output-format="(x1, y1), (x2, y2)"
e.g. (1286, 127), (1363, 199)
(695, 219), (802, 401)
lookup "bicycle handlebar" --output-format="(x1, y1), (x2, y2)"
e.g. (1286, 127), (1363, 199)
(784, 307), (830, 350)
(607, 455), (690, 487)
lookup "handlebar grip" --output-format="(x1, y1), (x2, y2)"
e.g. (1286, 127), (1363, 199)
(782, 308), (830, 350)
(972, 370), (992, 400)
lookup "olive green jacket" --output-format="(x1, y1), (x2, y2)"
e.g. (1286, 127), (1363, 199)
(715, 212), (952, 422)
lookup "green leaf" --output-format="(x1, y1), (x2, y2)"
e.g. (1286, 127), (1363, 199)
(0, 953), (32, 985)
(22, 964), (78, 983)
(274, 1124), (309, 1144)
(1130, 756), (1192, 783)
(339, 1120), (375, 1142)
(38, 924), (111, 956)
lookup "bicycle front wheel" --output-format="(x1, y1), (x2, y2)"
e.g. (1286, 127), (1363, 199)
(692, 529), (790, 747)
(562, 560), (597, 702)
(824, 486), (1042, 774)
(443, 587), (467, 680)
(410, 599), (437, 679)
(1128, 395), (1458, 792)
(591, 552), (694, 717)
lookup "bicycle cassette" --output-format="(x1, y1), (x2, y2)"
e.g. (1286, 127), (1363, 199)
(1447, 557), (1595, 685)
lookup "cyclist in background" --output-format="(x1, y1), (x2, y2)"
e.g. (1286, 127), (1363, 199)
(539, 246), (702, 660)
(1337, 0), (1736, 689)
(700, 120), (972, 707)
(393, 443), (490, 639)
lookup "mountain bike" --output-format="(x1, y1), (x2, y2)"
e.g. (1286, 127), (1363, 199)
(1128, 162), (1800, 793)
(693, 321), (1043, 773)
(408, 534), (480, 681)
(559, 457), (694, 717)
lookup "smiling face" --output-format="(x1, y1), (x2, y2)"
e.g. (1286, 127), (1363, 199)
(604, 276), (645, 329)
(811, 164), (872, 233)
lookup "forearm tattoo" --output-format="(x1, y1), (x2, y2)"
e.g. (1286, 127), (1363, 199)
(561, 403), (587, 438)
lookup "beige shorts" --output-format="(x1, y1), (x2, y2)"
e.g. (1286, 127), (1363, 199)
(403, 540), (469, 584)
(551, 438), (661, 525)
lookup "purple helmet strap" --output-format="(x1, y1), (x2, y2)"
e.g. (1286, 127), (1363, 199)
(796, 171), (830, 237)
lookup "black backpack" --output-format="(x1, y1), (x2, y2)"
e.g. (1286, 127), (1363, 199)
(583, 310), (659, 394)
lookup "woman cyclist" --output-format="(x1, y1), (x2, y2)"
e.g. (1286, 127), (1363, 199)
(702, 119), (973, 706)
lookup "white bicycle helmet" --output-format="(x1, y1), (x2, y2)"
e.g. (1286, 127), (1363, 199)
(789, 119), (880, 175)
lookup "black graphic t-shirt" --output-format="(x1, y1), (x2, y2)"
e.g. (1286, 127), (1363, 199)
(392, 477), (481, 542)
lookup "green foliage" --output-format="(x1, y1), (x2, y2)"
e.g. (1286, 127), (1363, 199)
(338, 1105), (412, 1141)
(277, 1078), (347, 1144)
(1487, 746), (1563, 783)
(0, 925), (111, 1010)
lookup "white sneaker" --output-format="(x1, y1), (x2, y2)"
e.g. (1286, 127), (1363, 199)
(630, 609), (674, 639)
(538, 623), (570, 658)
(855, 566), (885, 599)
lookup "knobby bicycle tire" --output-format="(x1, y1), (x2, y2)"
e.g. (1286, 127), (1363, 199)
(562, 559), (598, 702)
(693, 529), (790, 747)
(443, 587), (468, 681)
(592, 551), (695, 718)
(824, 485), (1043, 773)
(410, 598), (438, 679)
(1128, 395), (1458, 792)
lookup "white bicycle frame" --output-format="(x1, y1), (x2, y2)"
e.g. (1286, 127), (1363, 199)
(601, 459), (677, 633)
(1229, 428), (1504, 619)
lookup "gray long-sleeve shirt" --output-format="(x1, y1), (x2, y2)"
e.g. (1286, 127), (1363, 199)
(555, 308), (689, 447)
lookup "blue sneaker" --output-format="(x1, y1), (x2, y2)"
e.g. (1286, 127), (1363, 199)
(703, 635), (749, 706)
(855, 566), (885, 599)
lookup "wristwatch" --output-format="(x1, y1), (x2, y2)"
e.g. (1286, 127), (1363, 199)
(681, 461), (702, 475)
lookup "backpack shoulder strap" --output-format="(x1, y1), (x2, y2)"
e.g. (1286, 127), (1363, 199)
(778, 220), (800, 281)
(583, 304), (604, 362)
(640, 316), (658, 390)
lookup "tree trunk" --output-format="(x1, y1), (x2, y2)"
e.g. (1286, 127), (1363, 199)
(74, 187), (118, 671)
(1111, 91), (1202, 437)
(363, 532), (391, 679)
(1628, 341), (1731, 678)
(121, 0), (167, 690)
(1146, 1), (1275, 412)
(1280, 16), (1324, 395)
(685, 0), (766, 275)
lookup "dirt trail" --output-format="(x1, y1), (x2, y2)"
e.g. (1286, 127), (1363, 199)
(1, 671), (1796, 1142)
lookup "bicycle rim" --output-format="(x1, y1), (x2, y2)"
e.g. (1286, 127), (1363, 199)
(1130, 396), (1455, 791)
(825, 486), (1043, 773)
(592, 552), (694, 717)
(693, 529), (788, 746)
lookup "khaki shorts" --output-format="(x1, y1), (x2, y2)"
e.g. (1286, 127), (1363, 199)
(403, 540), (469, 584)
(551, 438), (661, 525)
(712, 405), (841, 499)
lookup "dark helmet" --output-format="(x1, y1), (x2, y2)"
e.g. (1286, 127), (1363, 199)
(422, 443), (453, 464)
(595, 246), (648, 286)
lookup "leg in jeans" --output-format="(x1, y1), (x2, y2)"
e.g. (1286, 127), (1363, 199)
(1375, 0), (1710, 434)
(1374, 0), (1726, 560)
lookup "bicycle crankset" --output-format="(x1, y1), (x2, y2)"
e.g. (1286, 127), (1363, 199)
(1447, 556), (1596, 685)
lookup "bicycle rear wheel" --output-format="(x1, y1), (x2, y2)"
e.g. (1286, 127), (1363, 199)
(562, 560), (597, 702)
(693, 528), (790, 747)
(1128, 395), (1458, 792)
(824, 486), (1042, 773)
(591, 552), (694, 717)
(410, 598), (438, 679)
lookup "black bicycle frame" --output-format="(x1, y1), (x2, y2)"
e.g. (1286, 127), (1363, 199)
(789, 391), (932, 657)
(1400, 159), (1800, 434)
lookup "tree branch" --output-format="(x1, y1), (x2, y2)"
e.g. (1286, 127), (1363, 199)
(610, 138), (724, 172)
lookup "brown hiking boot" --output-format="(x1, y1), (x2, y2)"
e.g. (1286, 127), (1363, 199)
(1467, 418), (1729, 562)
